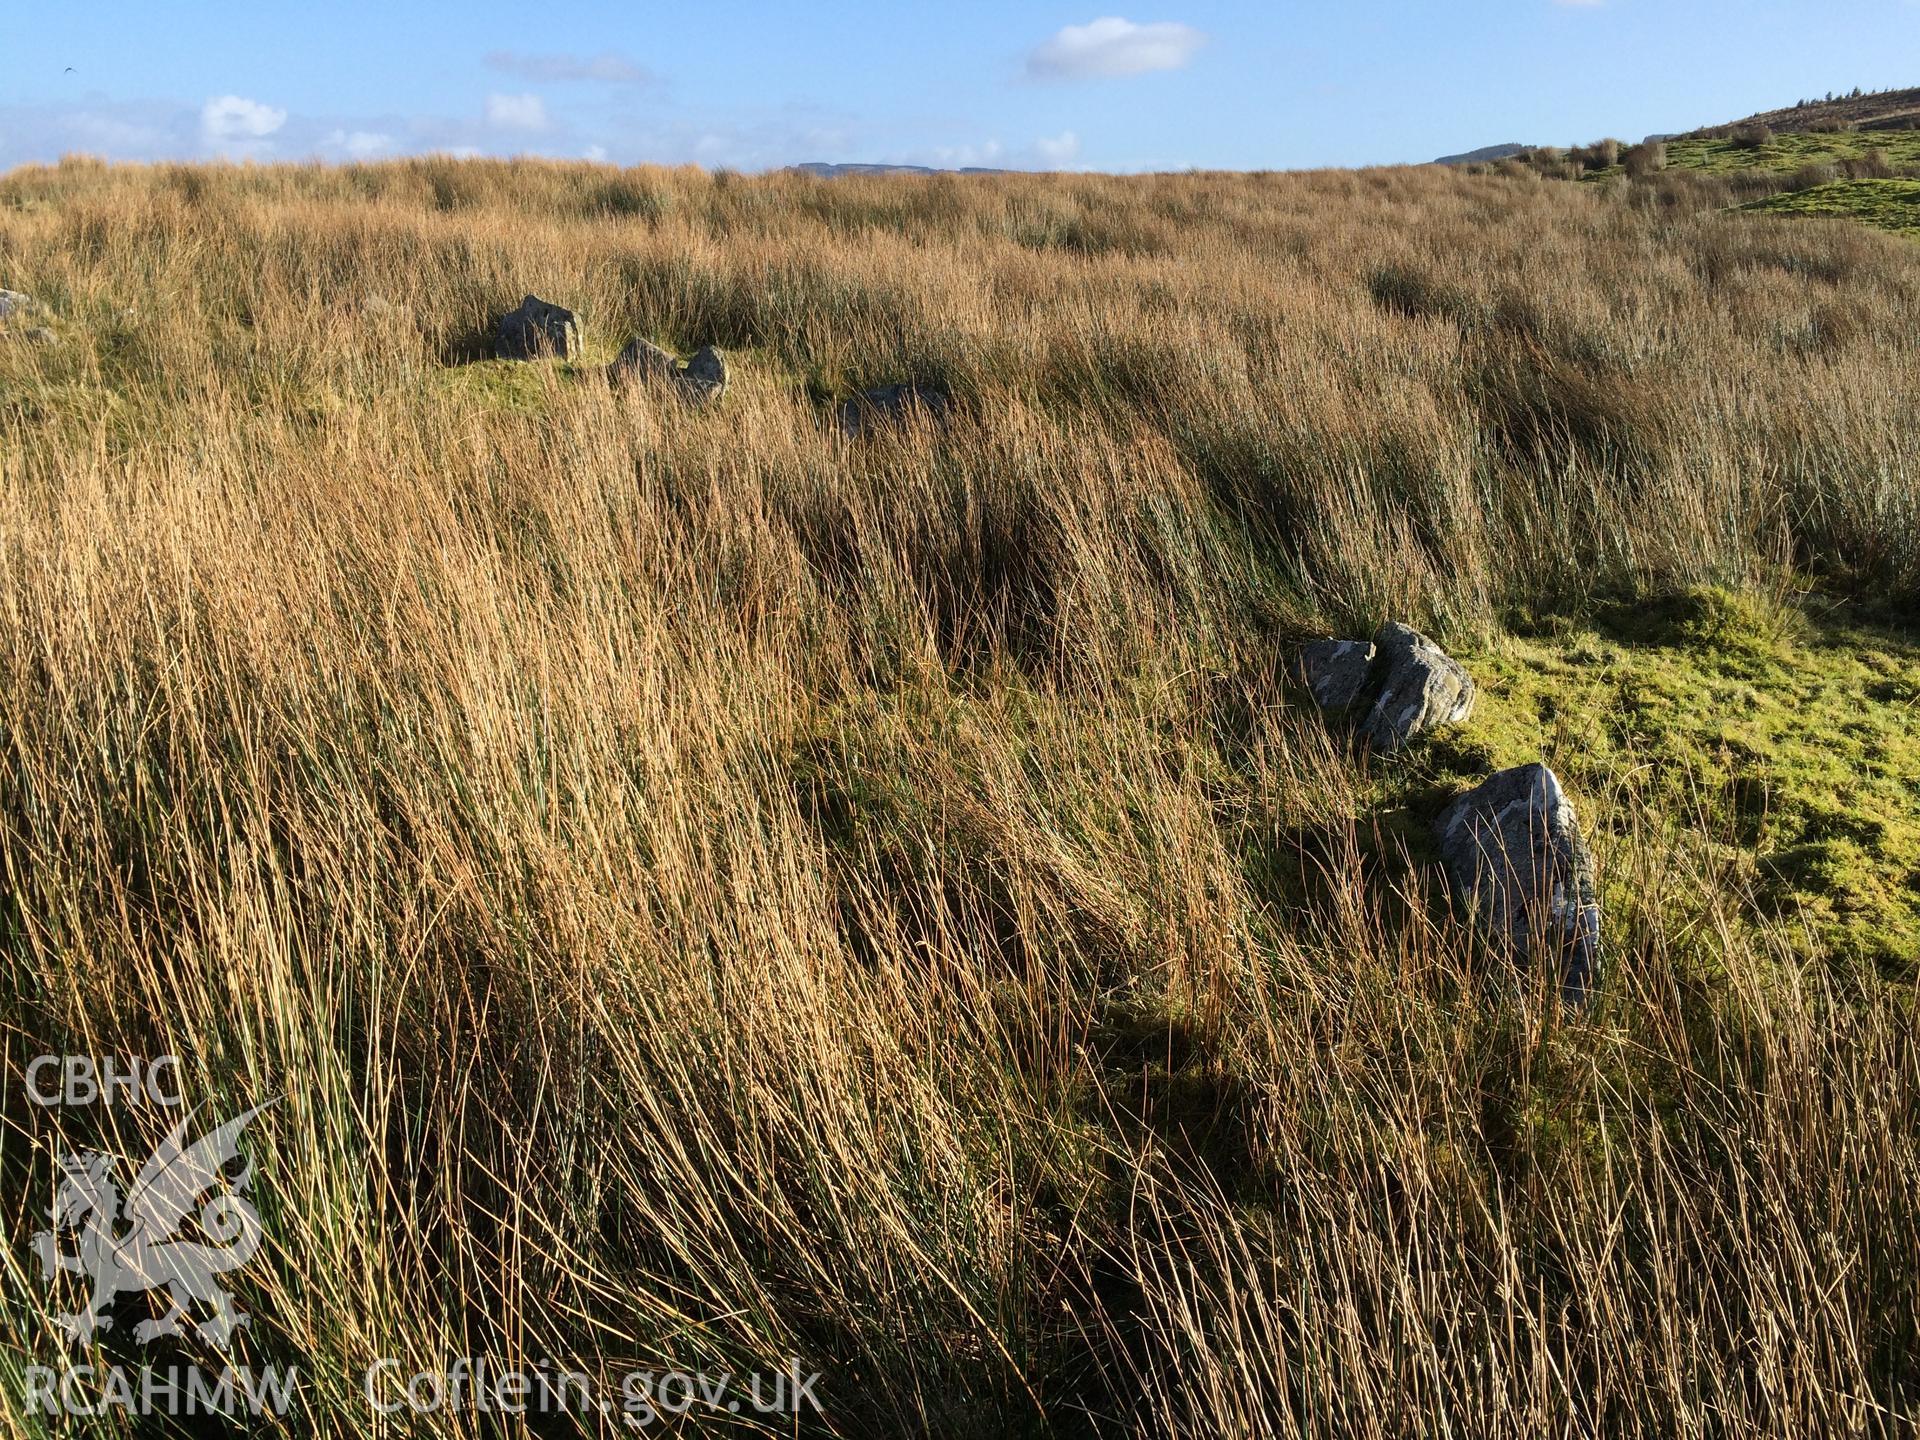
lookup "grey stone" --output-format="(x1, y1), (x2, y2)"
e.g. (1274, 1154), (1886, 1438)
(1293, 638), (1375, 711)
(611, 336), (680, 382)
(609, 337), (728, 403)
(1435, 763), (1601, 1005)
(21, 326), (54, 345)
(0, 289), (39, 322)
(1358, 622), (1474, 752)
(496, 294), (580, 361)
(838, 382), (950, 437)
(683, 345), (728, 401)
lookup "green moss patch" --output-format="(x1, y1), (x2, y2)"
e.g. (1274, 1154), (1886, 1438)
(433, 356), (606, 412)
(1440, 589), (1920, 973)
(1739, 179), (1920, 237)
(1663, 130), (1920, 177)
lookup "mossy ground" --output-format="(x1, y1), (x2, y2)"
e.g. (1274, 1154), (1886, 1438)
(1661, 130), (1920, 176)
(1429, 588), (1920, 976)
(1739, 179), (1920, 236)
(798, 583), (1920, 993)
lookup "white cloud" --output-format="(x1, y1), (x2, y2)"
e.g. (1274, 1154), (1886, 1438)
(201, 94), (286, 142)
(583, 143), (609, 162)
(1034, 130), (1082, 165)
(325, 128), (394, 158)
(485, 51), (652, 85)
(485, 92), (549, 131)
(1026, 17), (1206, 79)
(929, 138), (1005, 167)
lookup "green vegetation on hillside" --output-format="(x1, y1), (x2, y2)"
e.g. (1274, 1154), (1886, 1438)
(1658, 128), (1920, 176)
(1499, 92), (1920, 242)
(1741, 178), (1920, 235)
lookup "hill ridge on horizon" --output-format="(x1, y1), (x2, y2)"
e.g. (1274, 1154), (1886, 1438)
(1685, 84), (1920, 138)
(789, 161), (1012, 178)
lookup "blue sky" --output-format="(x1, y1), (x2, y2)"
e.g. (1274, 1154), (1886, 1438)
(1, 2), (1916, 173)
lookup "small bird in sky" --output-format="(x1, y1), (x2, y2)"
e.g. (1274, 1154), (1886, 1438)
(64, 66), (75, 72)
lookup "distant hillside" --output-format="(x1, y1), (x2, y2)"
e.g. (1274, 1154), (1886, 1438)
(790, 162), (1010, 179)
(1483, 83), (1920, 245)
(1687, 86), (1920, 138)
(1433, 143), (1531, 167)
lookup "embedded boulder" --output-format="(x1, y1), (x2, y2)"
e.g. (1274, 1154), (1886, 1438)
(1293, 622), (1474, 751)
(682, 345), (727, 401)
(1358, 623), (1475, 752)
(496, 294), (580, 361)
(1292, 638), (1376, 711)
(0, 289), (40, 322)
(1435, 763), (1601, 1005)
(611, 337), (679, 382)
(838, 382), (950, 436)
(610, 338), (728, 403)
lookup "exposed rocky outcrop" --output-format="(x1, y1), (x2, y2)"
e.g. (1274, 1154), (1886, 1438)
(1435, 763), (1601, 1005)
(838, 382), (949, 436)
(496, 294), (580, 361)
(1293, 622), (1475, 751)
(609, 338), (729, 402)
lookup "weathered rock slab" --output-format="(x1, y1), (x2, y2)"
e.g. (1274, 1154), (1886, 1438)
(682, 345), (727, 401)
(1293, 638), (1376, 711)
(496, 294), (580, 361)
(838, 382), (950, 436)
(1358, 622), (1475, 752)
(1293, 622), (1474, 750)
(1435, 762), (1601, 1004)
(610, 338), (728, 402)
(611, 337), (679, 382)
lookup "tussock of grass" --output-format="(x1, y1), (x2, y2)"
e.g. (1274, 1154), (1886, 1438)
(0, 157), (1916, 1438)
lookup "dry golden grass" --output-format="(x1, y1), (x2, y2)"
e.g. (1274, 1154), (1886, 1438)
(0, 156), (1916, 1436)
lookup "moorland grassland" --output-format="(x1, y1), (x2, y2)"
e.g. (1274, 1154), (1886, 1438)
(1, 156), (1918, 1437)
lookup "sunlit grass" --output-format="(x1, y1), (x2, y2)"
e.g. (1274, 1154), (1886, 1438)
(0, 155), (1916, 1438)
